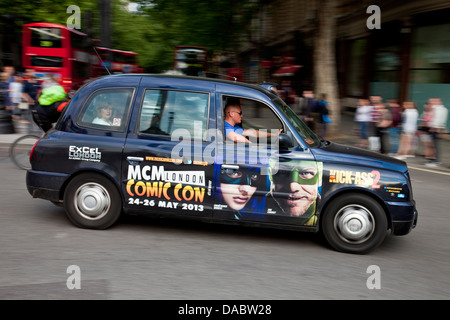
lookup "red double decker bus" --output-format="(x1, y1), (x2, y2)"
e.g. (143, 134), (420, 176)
(93, 47), (142, 76)
(22, 22), (93, 91)
(22, 22), (142, 91)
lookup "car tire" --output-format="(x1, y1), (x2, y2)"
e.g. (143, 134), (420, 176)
(64, 173), (122, 229)
(321, 194), (388, 254)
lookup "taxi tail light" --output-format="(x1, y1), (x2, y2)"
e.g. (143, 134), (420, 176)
(29, 139), (41, 164)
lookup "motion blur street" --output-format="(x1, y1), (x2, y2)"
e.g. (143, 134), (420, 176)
(0, 114), (449, 300)
(1, 0), (450, 302)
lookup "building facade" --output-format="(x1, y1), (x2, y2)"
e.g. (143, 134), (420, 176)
(236, 0), (450, 131)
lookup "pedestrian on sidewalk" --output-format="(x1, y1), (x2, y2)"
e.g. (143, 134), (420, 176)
(299, 90), (316, 131)
(2, 66), (15, 103)
(417, 102), (434, 160)
(354, 98), (371, 148)
(22, 68), (41, 106)
(369, 96), (381, 136)
(368, 95), (382, 152)
(396, 101), (418, 159)
(388, 99), (402, 155)
(8, 74), (23, 121)
(0, 72), (9, 109)
(372, 96), (392, 154)
(426, 98), (448, 167)
(0, 72), (15, 134)
(315, 93), (331, 138)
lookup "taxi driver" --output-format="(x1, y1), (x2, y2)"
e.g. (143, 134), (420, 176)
(224, 98), (282, 143)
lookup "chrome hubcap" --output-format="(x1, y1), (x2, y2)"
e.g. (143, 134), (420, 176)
(74, 182), (110, 220)
(334, 204), (375, 244)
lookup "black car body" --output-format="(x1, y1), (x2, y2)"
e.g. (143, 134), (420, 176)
(27, 74), (417, 253)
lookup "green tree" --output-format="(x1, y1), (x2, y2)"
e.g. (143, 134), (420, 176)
(2, 0), (267, 72)
(314, 0), (340, 133)
(134, 0), (264, 72)
(0, 0), (98, 28)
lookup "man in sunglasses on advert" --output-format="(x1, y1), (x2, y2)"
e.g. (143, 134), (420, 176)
(267, 159), (323, 226)
(224, 98), (282, 143)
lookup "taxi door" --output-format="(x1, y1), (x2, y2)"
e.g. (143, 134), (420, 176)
(213, 90), (281, 222)
(213, 89), (322, 227)
(122, 78), (216, 218)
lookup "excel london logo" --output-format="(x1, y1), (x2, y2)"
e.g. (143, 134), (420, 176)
(69, 146), (102, 162)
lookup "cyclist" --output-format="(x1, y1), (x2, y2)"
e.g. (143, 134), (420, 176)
(32, 79), (67, 132)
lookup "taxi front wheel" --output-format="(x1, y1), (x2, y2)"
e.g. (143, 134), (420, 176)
(321, 194), (388, 254)
(64, 173), (122, 229)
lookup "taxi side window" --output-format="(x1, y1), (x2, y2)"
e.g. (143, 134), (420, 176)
(223, 95), (284, 141)
(139, 89), (209, 139)
(78, 88), (133, 131)
(240, 98), (283, 130)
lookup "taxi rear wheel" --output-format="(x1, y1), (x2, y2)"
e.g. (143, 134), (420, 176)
(321, 194), (387, 254)
(64, 173), (122, 229)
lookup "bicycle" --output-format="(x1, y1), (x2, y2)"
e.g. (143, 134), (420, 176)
(9, 133), (41, 170)
(9, 102), (45, 170)
(9, 89), (74, 170)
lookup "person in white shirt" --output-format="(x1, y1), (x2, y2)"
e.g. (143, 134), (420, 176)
(92, 101), (113, 126)
(354, 98), (372, 148)
(426, 98), (448, 166)
(396, 101), (418, 159)
(9, 75), (23, 120)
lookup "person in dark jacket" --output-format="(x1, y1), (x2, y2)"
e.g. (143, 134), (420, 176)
(314, 93), (330, 138)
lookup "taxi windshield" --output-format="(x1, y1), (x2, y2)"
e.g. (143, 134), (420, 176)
(272, 97), (321, 148)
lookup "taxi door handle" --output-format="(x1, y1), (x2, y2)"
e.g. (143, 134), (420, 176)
(127, 156), (144, 162)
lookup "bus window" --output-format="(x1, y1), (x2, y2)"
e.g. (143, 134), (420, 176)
(30, 27), (63, 48)
(31, 56), (63, 68)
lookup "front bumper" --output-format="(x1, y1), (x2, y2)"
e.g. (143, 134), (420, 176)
(387, 200), (418, 235)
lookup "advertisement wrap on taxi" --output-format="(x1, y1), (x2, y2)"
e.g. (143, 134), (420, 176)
(125, 162), (208, 212)
(26, 74), (417, 254)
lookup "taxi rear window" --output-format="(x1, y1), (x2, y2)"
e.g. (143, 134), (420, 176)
(78, 88), (134, 131)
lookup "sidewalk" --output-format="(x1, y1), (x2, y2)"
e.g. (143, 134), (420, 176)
(1, 114), (449, 172)
(0, 120), (42, 148)
(0, 133), (32, 146)
(328, 113), (450, 173)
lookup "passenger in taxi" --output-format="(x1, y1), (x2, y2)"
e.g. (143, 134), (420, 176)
(92, 101), (114, 126)
(224, 98), (282, 143)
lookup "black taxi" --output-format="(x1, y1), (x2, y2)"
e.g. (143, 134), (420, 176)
(26, 74), (417, 254)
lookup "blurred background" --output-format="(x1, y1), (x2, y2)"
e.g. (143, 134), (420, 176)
(1, 0), (450, 132)
(0, 1), (449, 300)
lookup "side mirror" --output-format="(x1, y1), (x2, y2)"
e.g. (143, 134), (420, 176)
(279, 133), (293, 149)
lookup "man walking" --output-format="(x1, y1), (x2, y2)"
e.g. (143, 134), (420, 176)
(426, 98), (448, 167)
